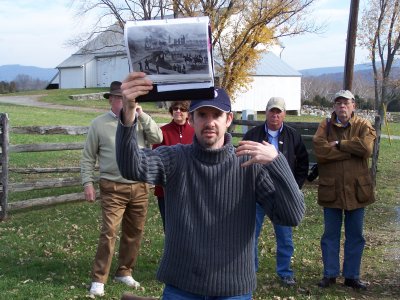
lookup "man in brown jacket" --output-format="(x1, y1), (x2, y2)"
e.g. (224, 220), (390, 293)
(313, 90), (376, 290)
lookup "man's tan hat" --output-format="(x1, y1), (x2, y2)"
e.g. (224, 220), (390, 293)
(266, 97), (286, 111)
(334, 90), (355, 101)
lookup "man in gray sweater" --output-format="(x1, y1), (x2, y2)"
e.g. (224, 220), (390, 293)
(116, 72), (305, 299)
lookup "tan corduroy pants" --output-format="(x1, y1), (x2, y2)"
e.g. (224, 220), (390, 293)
(91, 179), (149, 283)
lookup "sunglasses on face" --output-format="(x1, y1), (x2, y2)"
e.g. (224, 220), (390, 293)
(172, 107), (188, 112)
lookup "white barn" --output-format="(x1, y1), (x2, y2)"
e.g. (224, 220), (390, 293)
(232, 52), (302, 113)
(52, 24), (129, 89)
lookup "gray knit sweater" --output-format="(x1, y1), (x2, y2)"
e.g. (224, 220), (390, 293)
(116, 122), (305, 296)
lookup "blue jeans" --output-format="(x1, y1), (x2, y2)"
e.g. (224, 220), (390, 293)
(321, 207), (365, 279)
(162, 285), (252, 300)
(254, 202), (294, 278)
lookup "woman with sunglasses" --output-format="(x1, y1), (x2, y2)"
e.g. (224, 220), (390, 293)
(152, 101), (195, 230)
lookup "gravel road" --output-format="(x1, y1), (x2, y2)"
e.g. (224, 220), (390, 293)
(0, 95), (107, 113)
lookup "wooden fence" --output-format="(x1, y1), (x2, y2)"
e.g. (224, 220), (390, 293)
(0, 113), (381, 220)
(0, 114), (91, 221)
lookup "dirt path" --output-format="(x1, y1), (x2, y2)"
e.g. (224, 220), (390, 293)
(0, 95), (107, 113)
(0, 95), (168, 118)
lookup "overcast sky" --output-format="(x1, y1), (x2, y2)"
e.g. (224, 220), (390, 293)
(0, 0), (370, 71)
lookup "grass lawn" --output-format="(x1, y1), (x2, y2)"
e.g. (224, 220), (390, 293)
(0, 94), (399, 299)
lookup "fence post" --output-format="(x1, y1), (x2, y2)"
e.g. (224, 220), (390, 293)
(0, 113), (9, 220)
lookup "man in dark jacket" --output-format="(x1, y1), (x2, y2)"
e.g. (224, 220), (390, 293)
(243, 97), (309, 286)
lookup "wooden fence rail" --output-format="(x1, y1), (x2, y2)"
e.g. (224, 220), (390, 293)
(0, 113), (381, 220)
(8, 192), (87, 211)
(9, 177), (82, 192)
(9, 142), (84, 153)
(9, 167), (82, 174)
(10, 126), (89, 135)
(0, 116), (91, 220)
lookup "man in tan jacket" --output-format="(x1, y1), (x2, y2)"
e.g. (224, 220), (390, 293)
(313, 90), (376, 290)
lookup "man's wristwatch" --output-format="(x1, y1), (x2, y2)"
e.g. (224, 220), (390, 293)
(335, 141), (340, 149)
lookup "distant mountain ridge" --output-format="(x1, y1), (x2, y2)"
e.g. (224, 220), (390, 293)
(0, 60), (399, 84)
(299, 63), (372, 77)
(299, 59), (400, 77)
(0, 64), (58, 82)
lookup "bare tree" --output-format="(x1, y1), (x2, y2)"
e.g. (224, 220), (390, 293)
(301, 76), (341, 102)
(70, 0), (174, 48)
(180, 0), (320, 97)
(352, 72), (376, 101)
(12, 75), (48, 91)
(70, 0), (319, 97)
(359, 0), (400, 116)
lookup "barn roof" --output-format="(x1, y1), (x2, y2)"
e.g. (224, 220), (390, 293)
(57, 54), (95, 68)
(57, 23), (125, 68)
(252, 52), (301, 77)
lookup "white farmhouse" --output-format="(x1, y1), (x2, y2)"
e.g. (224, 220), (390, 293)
(232, 52), (302, 113)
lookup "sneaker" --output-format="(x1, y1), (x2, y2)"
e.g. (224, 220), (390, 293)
(115, 275), (140, 288)
(280, 276), (296, 286)
(89, 282), (105, 296)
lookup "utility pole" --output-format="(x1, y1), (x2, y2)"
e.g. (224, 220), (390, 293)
(343, 0), (360, 91)
(343, 0), (380, 185)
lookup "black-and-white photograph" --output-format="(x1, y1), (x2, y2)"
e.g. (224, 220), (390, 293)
(124, 17), (213, 86)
